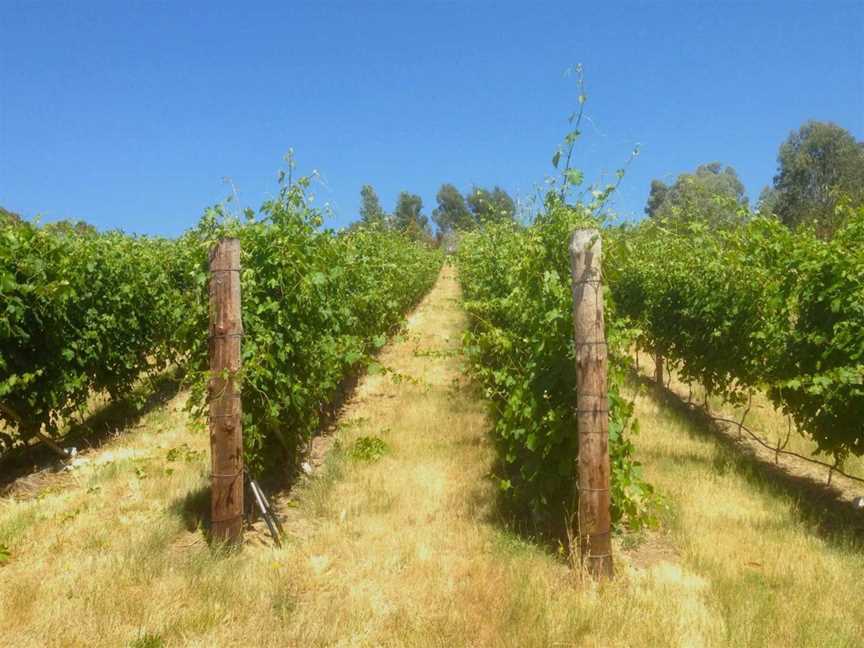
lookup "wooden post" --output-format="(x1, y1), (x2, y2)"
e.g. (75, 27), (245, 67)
(655, 353), (664, 388)
(209, 238), (244, 544)
(569, 228), (613, 579)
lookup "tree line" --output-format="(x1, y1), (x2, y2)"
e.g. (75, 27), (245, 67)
(6, 119), (859, 247)
(354, 183), (517, 244)
(353, 120), (862, 246)
(644, 120), (864, 238)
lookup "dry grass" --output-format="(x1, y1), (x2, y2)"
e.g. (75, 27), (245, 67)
(626, 385), (864, 647)
(634, 350), (864, 488)
(1, 266), (863, 647)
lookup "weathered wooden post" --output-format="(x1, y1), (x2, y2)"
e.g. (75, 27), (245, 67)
(655, 354), (664, 388)
(209, 238), (244, 544)
(570, 228), (613, 579)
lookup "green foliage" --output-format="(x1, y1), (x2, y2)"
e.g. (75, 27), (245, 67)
(165, 443), (204, 463)
(757, 185), (780, 216)
(128, 633), (165, 648)
(456, 203), (654, 532)
(772, 121), (864, 237)
(0, 169), (441, 475)
(180, 175), (442, 474)
(347, 435), (390, 462)
(550, 65), (637, 216)
(0, 206), (23, 225)
(432, 183), (473, 233)
(433, 183), (517, 234)
(42, 219), (99, 237)
(644, 162), (749, 228)
(772, 208), (864, 457)
(465, 186), (516, 224)
(0, 219), (189, 452)
(0, 542), (10, 564)
(359, 184), (388, 228)
(454, 65), (653, 533)
(551, 63), (587, 197)
(644, 180), (669, 219)
(393, 192), (432, 242)
(608, 204), (864, 459)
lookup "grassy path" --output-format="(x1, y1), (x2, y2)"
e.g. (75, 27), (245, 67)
(627, 387), (864, 647)
(1, 266), (863, 647)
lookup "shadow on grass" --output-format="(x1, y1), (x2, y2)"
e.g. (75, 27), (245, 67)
(170, 483), (260, 547)
(253, 314), (421, 492)
(167, 355), (373, 546)
(0, 370), (183, 491)
(439, 358), (570, 559)
(255, 366), (365, 495)
(486, 459), (575, 563)
(171, 484), (211, 534)
(630, 371), (864, 547)
(456, 374), (575, 563)
(476, 370), (864, 565)
(169, 484), (255, 556)
(170, 289), (437, 547)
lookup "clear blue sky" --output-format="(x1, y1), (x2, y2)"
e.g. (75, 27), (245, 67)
(2, 1), (862, 236)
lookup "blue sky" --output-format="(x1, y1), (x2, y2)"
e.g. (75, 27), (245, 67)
(2, 1), (862, 236)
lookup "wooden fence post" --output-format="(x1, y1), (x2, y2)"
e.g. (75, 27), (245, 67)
(569, 228), (613, 579)
(209, 238), (244, 544)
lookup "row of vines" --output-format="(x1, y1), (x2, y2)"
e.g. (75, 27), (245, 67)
(455, 191), (863, 534)
(456, 196), (655, 533)
(607, 205), (864, 463)
(0, 175), (442, 473)
(0, 226), (190, 451)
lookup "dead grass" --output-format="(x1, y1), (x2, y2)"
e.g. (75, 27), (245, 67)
(1, 267), (863, 647)
(628, 384), (864, 647)
(634, 350), (864, 491)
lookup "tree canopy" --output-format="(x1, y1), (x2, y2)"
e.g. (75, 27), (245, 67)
(644, 162), (748, 228)
(769, 121), (864, 237)
(359, 184), (388, 227)
(0, 206), (22, 225)
(756, 186), (780, 216)
(432, 184), (473, 233)
(352, 183), (516, 239)
(431, 184), (516, 233)
(393, 192), (431, 242)
(43, 219), (98, 237)
(466, 186), (516, 223)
